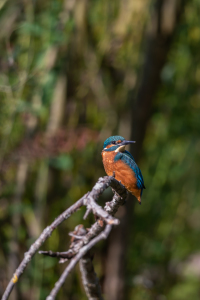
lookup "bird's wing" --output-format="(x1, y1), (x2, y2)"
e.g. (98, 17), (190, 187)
(123, 150), (135, 161)
(114, 151), (145, 190)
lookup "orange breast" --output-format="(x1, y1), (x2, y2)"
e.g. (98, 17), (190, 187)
(102, 151), (142, 202)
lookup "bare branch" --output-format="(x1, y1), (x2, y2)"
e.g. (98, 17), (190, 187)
(79, 251), (104, 300)
(40, 250), (105, 299)
(38, 250), (73, 259)
(86, 194), (119, 225)
(42, 189), (127, 299)
(66, 188), (128, 259)
(1, 195), (86, 300)
(40, 187), (127, 263)
(2, 176), (127, 300)
(46, 225), (112, 300)
(83, 207), (92, 220)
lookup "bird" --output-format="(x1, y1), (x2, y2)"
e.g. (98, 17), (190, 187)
(101, 135), (145, 204)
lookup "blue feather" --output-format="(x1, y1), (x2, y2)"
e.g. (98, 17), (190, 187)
(103, 135), (125, 148)
(114, 151), (145, 190)
(123, 150), (135, 161)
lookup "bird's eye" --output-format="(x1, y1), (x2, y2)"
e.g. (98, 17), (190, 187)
(112, 140), (121, 145)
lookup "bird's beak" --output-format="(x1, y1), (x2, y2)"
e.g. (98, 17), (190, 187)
(120, 140), (136, 146)
(115, 140), (136, 152)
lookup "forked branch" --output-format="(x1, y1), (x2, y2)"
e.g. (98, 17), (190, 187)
(2, 176), (128, 300)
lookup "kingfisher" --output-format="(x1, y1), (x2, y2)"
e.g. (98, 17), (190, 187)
(102, 135), (145, 204)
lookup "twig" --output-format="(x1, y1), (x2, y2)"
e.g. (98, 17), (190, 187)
(2, 176), (127, 300)
(79, 251), (104, 300)
(46, 225), (112, 300)
(40, 246), (105, 300)
(38, 250), (73, 259)
(1, 195), (86, 300)
(83, 207), (92, 220)
(41, 188), (127, 299)
(83, 177), (122, 225)
(64, 188), (128, 259)
(39, 188), (127, 263)
(86, 194), (119, 225)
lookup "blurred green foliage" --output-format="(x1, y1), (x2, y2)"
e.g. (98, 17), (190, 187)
(128, 2), (200, 299)
(0, 0), (200, 300)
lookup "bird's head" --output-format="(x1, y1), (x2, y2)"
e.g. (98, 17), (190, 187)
(102, 135), (136, 152)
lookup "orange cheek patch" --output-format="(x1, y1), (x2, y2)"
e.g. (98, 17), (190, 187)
(106, 144), (114, 149)
(104, 140), (122, 149)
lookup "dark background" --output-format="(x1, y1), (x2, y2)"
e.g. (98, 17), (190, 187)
(1, 0), (200, 299)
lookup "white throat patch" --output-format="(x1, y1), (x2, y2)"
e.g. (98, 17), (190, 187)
(115, 145), (125, 152)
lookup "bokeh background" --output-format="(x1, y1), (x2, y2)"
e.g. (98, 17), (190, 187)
(1, 0), (200, 299)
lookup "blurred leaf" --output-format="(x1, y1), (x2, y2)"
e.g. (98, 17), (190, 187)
(49, 155), (73, 170)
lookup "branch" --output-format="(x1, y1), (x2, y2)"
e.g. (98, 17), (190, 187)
(43, 189), (127, 299)
(79, 251), (104, 300)
(38, 250), (73, 259)
(86, 193), (119, 225)
(55, 188), (127, 262)
(2, 176), (127, 300)
(46, 225), (112, 300)
(39, 187), (127, 260)
(1, 196), (86, 300)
